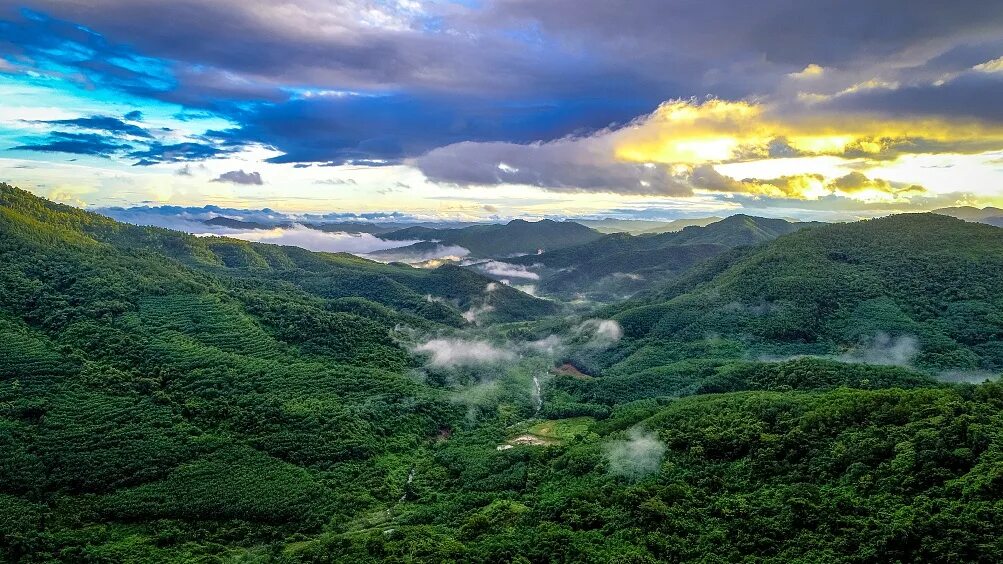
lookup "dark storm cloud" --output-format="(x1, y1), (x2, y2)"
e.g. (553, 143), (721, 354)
(11, 131), (131, 157)
(4, 1), (671, 111)
(27, 0), (1001, 101)
(824, 72), (1003, 122)
(487, 0), (1003, 67)
(209, 94), (656, 165)
(417, 139), (693, 195)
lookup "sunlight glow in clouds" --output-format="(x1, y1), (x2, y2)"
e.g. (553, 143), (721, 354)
(615, 99), (1003, 167)
(0, 1), (1001, 220)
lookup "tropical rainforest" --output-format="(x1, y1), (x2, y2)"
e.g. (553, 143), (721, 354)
(2, 181), (1003, 563)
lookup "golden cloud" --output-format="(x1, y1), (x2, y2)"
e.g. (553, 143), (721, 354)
(788, 63), (826, 78)
(690, 164), (923, 202)
(613, 99), (1003, 165)
(973, 56), (1003, 74)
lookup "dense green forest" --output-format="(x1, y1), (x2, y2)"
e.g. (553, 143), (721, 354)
(599, 214), (1003, 376)
(3, 183), (1003, 562)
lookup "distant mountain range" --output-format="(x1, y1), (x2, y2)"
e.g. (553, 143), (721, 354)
(934, 206), (1003, 227)
(576, 217), (723, 235)
(501, 215), (820, 300)
(199, 214), (726, 238)
(199, 216), (482, 235)
(379, 218), (603, 257)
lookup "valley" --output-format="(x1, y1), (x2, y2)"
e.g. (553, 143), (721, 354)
(3, 182), (1003, 562)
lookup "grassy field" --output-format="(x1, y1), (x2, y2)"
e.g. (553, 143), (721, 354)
(526, 416), (594, 441)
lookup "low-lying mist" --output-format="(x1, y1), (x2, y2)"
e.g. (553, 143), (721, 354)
(407, 316), (625, 424)
(605, 428), (666, 480)
(219, 224), (421, 254)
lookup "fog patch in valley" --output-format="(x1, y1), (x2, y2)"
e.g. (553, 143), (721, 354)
(413, 338), (515, 367)
(367, 244), (471, 265)
(935, 370), (1000, 384)
(462, 304), (496, 325)
(211, 224), (422, 254)
(839, 333), (919, 367)
(605, 428), (666, 480)
(514, 284), (538, 296)
(526, 335), (563, 356)
(757, 332), (922, 368)
(476, 261), (540, 280)
(577, 319), (624, 346)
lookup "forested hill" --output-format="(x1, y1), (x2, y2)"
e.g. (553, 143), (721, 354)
(504, 214), (818, 299)
(0, 183), (554, 325)
(5, 183), (1003, 562)
(0, 182), (555, 560)
(380, 218), (602, 257)
(519, 214), (818, 270)
(602, 212), (1003, 376)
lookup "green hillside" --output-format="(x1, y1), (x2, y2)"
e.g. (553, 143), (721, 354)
(4, 184), (1003, 562)
(600, 213), (1003, 382)
(0, 183), (556, 559)
(507, 215), (817, 300)
(322, 384), (1003, 562)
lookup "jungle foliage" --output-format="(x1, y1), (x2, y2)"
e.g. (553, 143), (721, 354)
(3, 184), (1003, 563)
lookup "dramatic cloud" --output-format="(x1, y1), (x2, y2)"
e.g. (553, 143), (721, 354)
(1, 2), (1002, 215)
(828, 172), (923, 196)
(693, 167), (924, 201)
(823, 72), (1003, 123)
(415, 139), (692, 195)
(614, 99), (1003, 164)
(212, 170), (263, 185)
(414, 98), (1002, 201)
(789, 64), (826, 79)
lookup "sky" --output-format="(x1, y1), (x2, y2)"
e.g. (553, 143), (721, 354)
(1, 0), (1002, 222)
